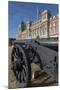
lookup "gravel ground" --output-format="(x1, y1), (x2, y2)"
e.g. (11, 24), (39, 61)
(8, 46), (17, 89)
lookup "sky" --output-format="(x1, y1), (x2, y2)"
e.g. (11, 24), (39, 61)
(8, 1), (58, 38)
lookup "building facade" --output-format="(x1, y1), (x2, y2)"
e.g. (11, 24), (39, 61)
(16, 10), (59, 40)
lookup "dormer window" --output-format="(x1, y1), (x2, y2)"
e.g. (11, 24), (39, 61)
(42, 15), (46, 20)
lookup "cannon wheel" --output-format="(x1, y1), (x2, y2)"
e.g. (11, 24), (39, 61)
(11, 45), (31, 88)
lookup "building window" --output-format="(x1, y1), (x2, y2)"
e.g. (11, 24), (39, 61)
(43, 28), (45, 35)
(55, 26), (58, 33)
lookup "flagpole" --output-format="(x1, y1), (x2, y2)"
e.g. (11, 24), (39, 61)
(37, 7), (38, 19)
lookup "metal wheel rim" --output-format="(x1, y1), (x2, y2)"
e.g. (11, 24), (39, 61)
(12, 47), (29, 87)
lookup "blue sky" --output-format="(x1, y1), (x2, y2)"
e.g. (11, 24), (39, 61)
(8, 1), (58, 38)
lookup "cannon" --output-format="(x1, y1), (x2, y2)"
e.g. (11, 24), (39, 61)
(11, 37), (58, 88)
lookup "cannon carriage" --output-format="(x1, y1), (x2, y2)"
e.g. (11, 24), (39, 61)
(11, 37), (58, 88)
